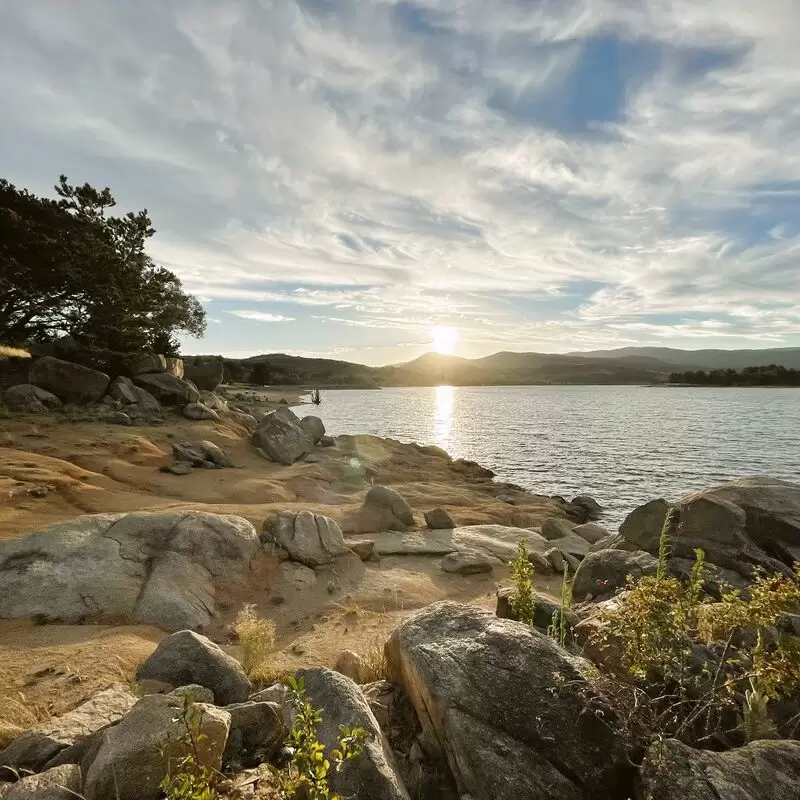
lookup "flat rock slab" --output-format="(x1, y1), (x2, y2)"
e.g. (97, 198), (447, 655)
(371, 532), (458, 557)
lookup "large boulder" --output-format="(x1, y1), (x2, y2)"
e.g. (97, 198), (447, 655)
(183, 355), (224, 391)
(571, 495), (603, 520)
(0, 511), (259, 630)
(107, 376), (160, 414)
(136, 630), (250, 705)
(572, 549), (659, 600)
(263, 511), (349, 567)
(223, 701), (284, 769)
(165, 357), (184, 378)
(356, 486), (416, 533)
(386, 602), (632, 800)
(128, 353), (167, 375)
(29, 357), (109, 404)
(183, 402), (219, 421)
(541, 517), (576, 541)
(572, 523), (610, 545)
(0, 685), (136, 773)
(620, 478), (800, 582)
(83, 694), (230, 800)
(299, 415), (326, 444)
(3, 384), (63, 414)
(299, 668), (410, 800)
(2, 764), (82, 800)
(639, 738), (800, 800)
(132, 373), (200, 406)
(252, 412), (313, 465)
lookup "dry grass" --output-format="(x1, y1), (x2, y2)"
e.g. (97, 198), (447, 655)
(0, 345), (30, 358)
(233, 604), (277, 680)
(358, 639), (389, 684)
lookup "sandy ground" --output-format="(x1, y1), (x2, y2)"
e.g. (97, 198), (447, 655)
(0, 395), (567, 732)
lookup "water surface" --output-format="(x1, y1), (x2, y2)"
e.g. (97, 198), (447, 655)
(307, 385), (800, 528)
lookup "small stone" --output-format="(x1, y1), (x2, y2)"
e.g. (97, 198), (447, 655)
(441, 550), (493, 575)
(163, 463), (193, 475)
(344, 539), (375, 561)
(110, 411), (132, 426)
(319, 435), (336, 447)
(424, 508), (455, 529)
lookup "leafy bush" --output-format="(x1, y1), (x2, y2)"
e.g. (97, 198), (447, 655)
(510, 540), (535, 625)
(275, 676), (369, 800)
(592, 507), (800, 745)
(233, 604), (276, 680)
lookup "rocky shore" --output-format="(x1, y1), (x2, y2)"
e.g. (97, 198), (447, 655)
(1, 354), (800, 798)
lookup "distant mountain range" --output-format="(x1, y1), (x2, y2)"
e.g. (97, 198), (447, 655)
(216, 346), (800, 387)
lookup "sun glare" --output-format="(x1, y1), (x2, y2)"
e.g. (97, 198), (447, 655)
(430, 325), (460, 355)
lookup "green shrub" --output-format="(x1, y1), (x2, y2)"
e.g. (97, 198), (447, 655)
(592, 506), (800, 744)
(510, 540), (535, 625)
(548, 564), (572, 648)
(275, 676), (369, 800)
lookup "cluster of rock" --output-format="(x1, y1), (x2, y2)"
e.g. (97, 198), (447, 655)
(1, 354), (233, 427)
(571, 476), (800, 602)
(251, 406), (332, 465)
(5, 601), (798, 800)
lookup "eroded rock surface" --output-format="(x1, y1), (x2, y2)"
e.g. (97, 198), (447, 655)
(0, 512), (259, 630)
(386, 602), (631, 800)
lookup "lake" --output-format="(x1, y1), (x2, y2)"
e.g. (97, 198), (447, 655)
(304, 385), (800, 529)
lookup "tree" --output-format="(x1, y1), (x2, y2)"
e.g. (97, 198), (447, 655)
(250, 362), (269, 386)
(0, 176), (205, 353)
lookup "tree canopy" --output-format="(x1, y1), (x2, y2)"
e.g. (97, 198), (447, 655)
(0, 175), (205, 355)
(669, 365), (800, 386)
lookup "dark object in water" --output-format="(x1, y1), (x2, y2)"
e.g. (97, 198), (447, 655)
(310, 388), (322, 405)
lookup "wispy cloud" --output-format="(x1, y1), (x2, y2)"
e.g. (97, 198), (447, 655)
(3, 1), (800, 361)
(230, 310), (295, 323)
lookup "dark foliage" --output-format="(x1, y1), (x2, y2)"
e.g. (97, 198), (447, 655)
(0, 175), (205, 353)
(669, 365), (800, 387)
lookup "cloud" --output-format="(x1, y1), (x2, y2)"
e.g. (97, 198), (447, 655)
(3, 1), (800, 360)
(229, 310), (295, 323)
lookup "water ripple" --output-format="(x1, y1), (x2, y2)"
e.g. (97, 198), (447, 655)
(311, 385), (800, 529)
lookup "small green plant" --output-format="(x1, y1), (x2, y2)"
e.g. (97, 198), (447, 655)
(742, 676), (778, 742)
(159, 695), (217, 800)
(233, 604), (276, 680)
(548, 564), (572, 648)
(276, 676), (370, 800)
(510, 539), (535, 625)
(592, 501), (800, 746)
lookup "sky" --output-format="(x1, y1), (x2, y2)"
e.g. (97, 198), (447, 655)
(2, 1), (800, 365)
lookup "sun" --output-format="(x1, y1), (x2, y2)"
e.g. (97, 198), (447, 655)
(430, 325), (460, 355)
